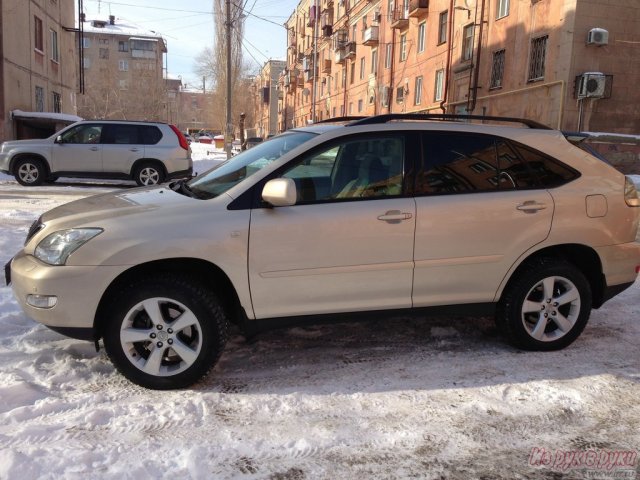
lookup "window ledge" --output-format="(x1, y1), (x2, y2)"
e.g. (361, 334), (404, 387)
(34, 48), (44, 56)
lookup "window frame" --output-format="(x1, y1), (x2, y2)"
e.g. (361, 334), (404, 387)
(490, 49), (505, 89)
(34, 16), (44, 53)
(496, 0), (510, 19)
(438, 11), (448, 45)
(50, 29), (59, 62)
(528, 34), (548, 82)
(35, 86), (44, 112)
(417, 21), (426, 54)
(399, 33), (407, 62)
(434, 69), (444, 102)
(414, 76), (423, 105)
(385, 43), (392, 69)
(51, 91), (61, 113)
(462, 24), (474, 62)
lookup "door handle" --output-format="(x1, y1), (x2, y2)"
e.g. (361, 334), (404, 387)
(516, 201), (547, 213)
(130, 148), (139, 152)
(377, 210), (413, 222)
(89, 146), (99, 151)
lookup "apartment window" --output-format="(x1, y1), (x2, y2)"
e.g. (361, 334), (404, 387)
(462, 24), (474, 61)
(399, 33), (407, 62)
(118, 41), (129, 52)
(82, 37), (90, 48)
(34, 16), (44, 52)
(352, 24), (357, 41)
(35, 86), (44, 112)
(497, 0), (510, 19)
(98, 38), (109, 45)
(350, 61), (355, 84)
(415, 76), (423, 105)
(438, 11), (448, 45)
(99, 48), (109, 59)
(358, 99), (363, 112)
(52, 92), (61, 113)
(385, 43), (392, 69)
(371, 48), (378, 74)
(359, 57), (365, 80)
(528, 35), (548, 82)
(434, 69), (444, 101)
(50, 30), (59, 62)
(119, 59), (129, 71)
(83, 58), (91, 69)
(418, 22), (426, 53)
(490, 49), (505, 89)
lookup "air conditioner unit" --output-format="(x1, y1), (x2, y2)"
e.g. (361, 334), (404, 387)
(578, 72), (606, 98)
(587, 28), (609, 46)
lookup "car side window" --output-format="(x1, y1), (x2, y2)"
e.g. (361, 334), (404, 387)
(102, 124), (140, 145)
(139, 126), (162, 145)
(282, 135), (405, 203)
(61, 124), (103, 144)
(416, 132), (538, 195)
(510, 141), (580, 187)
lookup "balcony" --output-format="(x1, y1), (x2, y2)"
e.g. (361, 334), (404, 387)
(344, 41), (356, 58)
(390, 7), (409, 29)
(322, 24), (333, 37)
(334, 47), (347, 64)
(321, 10), (333, 37)
(363, 26), (379, 46)
(304, 67), (318, 82)
(321, 58), (332, 74)
(408, 0), (429, 17)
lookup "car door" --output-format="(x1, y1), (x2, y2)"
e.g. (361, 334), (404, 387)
(412, 132), (555, 306)
(248, 132), (417, 319)
(100, 124), (145, 174)
(51, 123), (103, 172)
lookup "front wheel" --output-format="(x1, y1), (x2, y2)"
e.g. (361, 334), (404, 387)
(14, 158), (46, 186)
(103, 275), (228, 389)
(497, 257), (592, 351)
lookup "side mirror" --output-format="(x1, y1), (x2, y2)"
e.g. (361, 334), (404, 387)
(55, 135), (63, 144)
(262, 178), (297, 207)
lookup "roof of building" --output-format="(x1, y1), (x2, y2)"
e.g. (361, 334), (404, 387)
(78, 15), (166, 43)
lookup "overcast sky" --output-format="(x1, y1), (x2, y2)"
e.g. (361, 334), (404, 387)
(81, 0), (299, 88)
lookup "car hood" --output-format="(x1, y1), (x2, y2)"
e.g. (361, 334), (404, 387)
(2, 138), (51, 148)
(40, 185), (201, 226)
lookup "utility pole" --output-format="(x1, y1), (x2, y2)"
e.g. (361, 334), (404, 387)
(225, 0), (233, 159)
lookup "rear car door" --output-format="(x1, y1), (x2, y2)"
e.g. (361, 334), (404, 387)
(101, 124), (146, 174)
(412, 132), (556, 306)
(248, 132), (417, 319)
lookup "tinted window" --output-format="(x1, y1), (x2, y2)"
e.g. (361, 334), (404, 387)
(283, 135), (405, 203)
(102, 124), (139, 144)
(510, 142), (580, 187)
(416, 133), (518, 195)
(140, 126), (162, 145)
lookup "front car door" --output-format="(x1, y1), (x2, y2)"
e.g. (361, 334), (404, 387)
(248, 132), (417, 319)
(412, 131), (556, 306)
(51, 123), (103, 173)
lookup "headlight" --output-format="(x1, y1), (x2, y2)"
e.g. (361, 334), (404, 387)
(34, 228), (103, 265)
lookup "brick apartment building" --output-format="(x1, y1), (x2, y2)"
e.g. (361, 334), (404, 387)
(281, 0), (640, 134)
(77, 14), (167, 121)
(0, 0), (78, 141)
(253, 59), (287, 138)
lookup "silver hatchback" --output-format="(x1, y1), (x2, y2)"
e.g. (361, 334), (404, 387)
(0, 120), (192, 186)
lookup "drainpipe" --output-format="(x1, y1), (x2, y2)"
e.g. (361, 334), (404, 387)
(468, 0), (486, 113)
(311, 0), (319, 122)
(439, 0), (455, 113)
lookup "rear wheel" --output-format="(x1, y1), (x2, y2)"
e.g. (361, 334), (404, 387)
(497, 257), (592, 351)
(14, 158), (46, 186)
(134, 162), (165, 186)
(103, 275), (228, 389)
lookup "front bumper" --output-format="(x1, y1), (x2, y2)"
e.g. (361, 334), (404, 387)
(10, 251), (126, 333)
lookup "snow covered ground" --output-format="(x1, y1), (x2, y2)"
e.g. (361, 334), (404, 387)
(0, 146), (639, 479)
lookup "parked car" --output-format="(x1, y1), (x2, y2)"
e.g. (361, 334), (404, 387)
(183, 132), (194, 144)
(0, 120), (192, 186)
(197, 134), (213, 144)
(6, 114), (640, 389)
(245, 137), (263, 149)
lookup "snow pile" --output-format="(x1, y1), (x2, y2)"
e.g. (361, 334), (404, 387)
(0, 172), (639, 478)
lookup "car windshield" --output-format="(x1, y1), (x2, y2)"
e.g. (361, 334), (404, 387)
(186, 131), (316, 199)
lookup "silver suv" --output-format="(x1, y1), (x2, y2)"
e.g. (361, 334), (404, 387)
(6, 115), (640, 389)
(0, 120), (192, 186)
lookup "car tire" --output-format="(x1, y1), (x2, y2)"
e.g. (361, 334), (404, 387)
(14, 158), (46, 186)
(103, 274), (229, 389)
(134, 162), (165, 186)
(496, 257), (592, 351)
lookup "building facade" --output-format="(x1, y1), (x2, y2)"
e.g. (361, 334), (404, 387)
(0, 0), (78, 141)
(253, 59), (287, 138)
(77, 14), (167, 122)
(280, 0), (640, 134)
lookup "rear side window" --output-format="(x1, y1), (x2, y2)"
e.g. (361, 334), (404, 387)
(415, 132), (578, 195)
(139, 126), (162, 145)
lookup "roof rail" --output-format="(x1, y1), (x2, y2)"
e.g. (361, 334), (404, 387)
(347, 114), (553, 130)
(314, 116), (367, 124)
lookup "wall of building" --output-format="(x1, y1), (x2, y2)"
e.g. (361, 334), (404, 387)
(280, 0), (640, 135)
(1, 0), (77, 141)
